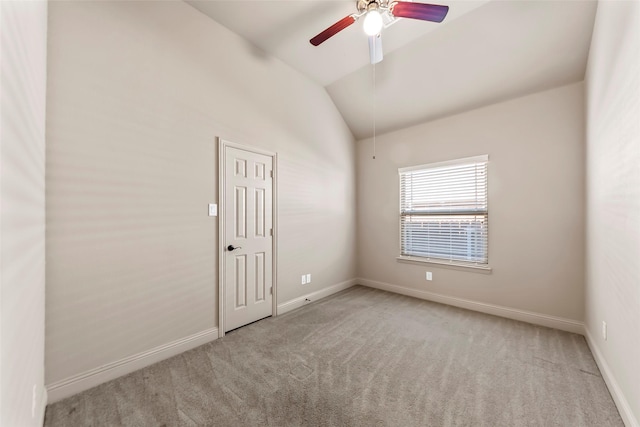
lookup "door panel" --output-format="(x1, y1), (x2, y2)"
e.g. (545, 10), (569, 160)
(255, 189), (265, 237)
(235, 186), (247, 238)
(235, 255), (247, 308)
(224, 146), (273, 332)
(255, 252), (266, 302)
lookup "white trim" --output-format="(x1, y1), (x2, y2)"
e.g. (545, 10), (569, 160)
(272, 153), (279, 316)
(37, 388), (47, 426)
(398, 154), (489, 173)
(357, 278), (584, 334)
(396, 255), (492, 271)
(220, 140), (277, 158)
(277, 279), (357, 315)
(218, 138), (278, 336)
(218, 138), (225, 338)
(584, 328), (639, 427)
(46, 327), (218, 404)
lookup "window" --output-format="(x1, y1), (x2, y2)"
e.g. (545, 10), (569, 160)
(399, 155), (488, 266)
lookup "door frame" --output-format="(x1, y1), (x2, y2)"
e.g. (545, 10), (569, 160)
(217, 137), (278, 338)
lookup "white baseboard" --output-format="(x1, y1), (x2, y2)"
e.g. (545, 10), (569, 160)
(47, 279), (356, 404)
(357, 278), (585, 335)
(584, 328), (639, 427)
(46, 327), (218, 404)
(277, 278), (357, 315)
(37, 388), (47, 426)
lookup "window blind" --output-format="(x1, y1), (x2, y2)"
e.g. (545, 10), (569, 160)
(399, 155), (488, 265)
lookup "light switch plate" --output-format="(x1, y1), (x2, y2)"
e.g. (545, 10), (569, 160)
(208, 203), (217, 217)
(306, 273), (311, 283)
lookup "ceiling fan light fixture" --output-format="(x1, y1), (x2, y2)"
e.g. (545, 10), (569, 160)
(309, 0), (449, 47)
(363, 10), (383, 36)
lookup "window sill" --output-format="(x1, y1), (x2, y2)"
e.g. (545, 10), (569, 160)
(396, 256), (492, 273)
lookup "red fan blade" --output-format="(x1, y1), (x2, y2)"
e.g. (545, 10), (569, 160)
(310, 15), (357, 46)
(389, 2), (449, 23)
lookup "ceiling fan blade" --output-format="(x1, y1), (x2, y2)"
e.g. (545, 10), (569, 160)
(368, 34), (383, 64)
(389, 2), (449, 23)
(310, 15), (357, 46)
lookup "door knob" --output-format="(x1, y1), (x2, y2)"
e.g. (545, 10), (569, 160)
(227, 245), (242, 252)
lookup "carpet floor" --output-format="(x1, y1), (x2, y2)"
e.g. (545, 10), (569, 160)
(44, 285), (623, 426)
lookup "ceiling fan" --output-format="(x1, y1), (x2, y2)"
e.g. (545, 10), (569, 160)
(310, 0), (449, 64)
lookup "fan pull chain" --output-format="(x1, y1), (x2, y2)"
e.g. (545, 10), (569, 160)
(372, 62), (376, 160)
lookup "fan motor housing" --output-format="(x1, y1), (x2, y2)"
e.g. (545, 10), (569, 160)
(357, 0), (391, 13)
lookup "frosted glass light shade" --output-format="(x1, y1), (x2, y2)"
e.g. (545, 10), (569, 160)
(363, 10), (383, 36)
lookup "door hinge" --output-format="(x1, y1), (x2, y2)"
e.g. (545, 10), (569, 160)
(270, 287), (273, 295)
(270, 228), (273, 236)
(270, 170), (273, 178)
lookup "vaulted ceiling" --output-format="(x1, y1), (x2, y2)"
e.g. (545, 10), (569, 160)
(186, 1), (597, 139)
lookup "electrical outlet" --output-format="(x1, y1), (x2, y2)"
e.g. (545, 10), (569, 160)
(306, 273), (311, 283)
(301, 274), (307, 285)
(426, 272), (432, 281)
(602, 321), (607, 341)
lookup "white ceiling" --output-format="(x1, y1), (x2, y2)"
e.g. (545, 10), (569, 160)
(186, 0), (597, 139)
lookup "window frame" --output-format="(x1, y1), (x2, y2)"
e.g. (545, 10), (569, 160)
(397, 155), (490, 271)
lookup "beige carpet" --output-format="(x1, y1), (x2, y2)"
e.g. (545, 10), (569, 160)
(45, 285), (623, 426)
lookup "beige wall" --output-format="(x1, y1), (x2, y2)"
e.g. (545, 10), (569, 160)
(357, 82), (585, 322)
(46, 1), (355, 391)
(0, 0), (48, 425)
(585, 1), (640, 425)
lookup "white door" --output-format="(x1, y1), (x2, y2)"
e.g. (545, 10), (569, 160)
(224, 146), (273, 332)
